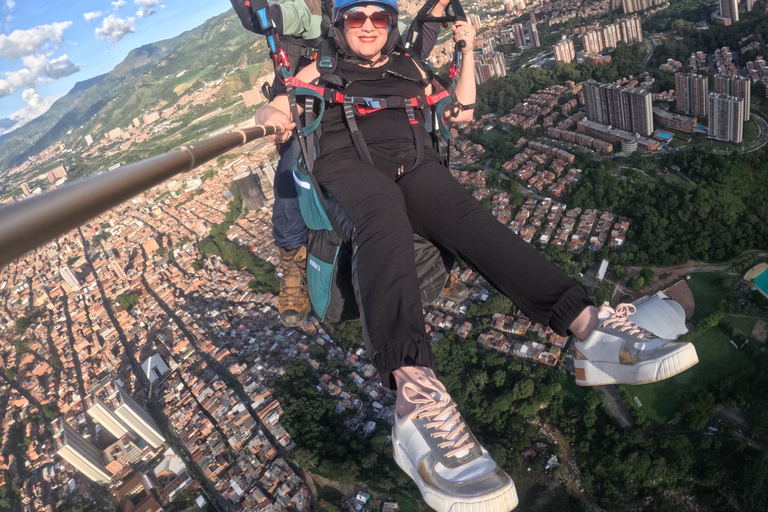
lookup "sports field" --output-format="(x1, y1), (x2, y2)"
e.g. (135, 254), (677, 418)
(686, 272), (728, 323)
(624, 326), (752, 423)
(624, 272), (753, 423)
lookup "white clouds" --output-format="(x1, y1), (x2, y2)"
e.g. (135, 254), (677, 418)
(0, 53), (79, 97)
(84, 11), (103, 21)
(95, 15), (135, 43)
(111, 0), (127, 9)
(22, 88), (45, 107)
(0, 89), (59, 135)
(135, 0), (164, 18)
(23, 53), (79, 80)
(0, 21), (72, 60)
(3, 0), (14, 23)
(0, 67), (34, 96)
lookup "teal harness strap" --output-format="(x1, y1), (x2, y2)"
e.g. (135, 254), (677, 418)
(294, 87), (326, 136)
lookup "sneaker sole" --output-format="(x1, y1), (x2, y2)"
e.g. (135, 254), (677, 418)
(392, 428), (519, 512)
(574, 342), (698, 386)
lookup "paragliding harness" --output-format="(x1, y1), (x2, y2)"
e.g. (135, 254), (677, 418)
(262, 0), (472, 321)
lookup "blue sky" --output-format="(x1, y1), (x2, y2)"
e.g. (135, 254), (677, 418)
(0, 0), (233, 135)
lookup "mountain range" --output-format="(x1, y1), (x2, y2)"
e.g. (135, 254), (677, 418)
(0, 9), (268, 173)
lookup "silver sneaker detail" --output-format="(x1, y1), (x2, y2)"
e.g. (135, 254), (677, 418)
(574, 303), (698, 386)
(393, 376), (518, 512)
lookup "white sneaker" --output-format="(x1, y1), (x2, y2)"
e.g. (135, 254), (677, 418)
(573, 303), (699, 386)
(392, 375), (518, 512)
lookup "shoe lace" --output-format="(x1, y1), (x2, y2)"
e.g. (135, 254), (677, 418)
(280, 256), (306, 301)
(401, 377), (475, 459)
(602, 303), (655, 339)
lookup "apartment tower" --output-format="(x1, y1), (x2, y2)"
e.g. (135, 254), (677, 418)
(675, 73), (709, 116)
(719, 0), (739, 22)
(87, 394), (135, 441)
(580, 15), (642, 54)
(553, 39), (576, 63)
(527, 22), (540, 48)
(52, 417), (112, 484)
(583, 81), (654, 136)
(511, 23), (526, 48)
(108, 385), (165, 449)
(714, 74), (750, 119)
(708, 93), (744, 144)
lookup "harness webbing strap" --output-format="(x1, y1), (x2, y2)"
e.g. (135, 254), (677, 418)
(304, 96), (317, 168)
(404, 102), (419, 126)
(293, 87), (326, 136)
(405, 102), (425, 172)
(284, 75), (451, 111)
(288, 88), (312, 174)
(343, 97), (375, 166)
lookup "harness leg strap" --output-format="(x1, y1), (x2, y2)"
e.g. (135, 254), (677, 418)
(404, 102), (424, 172)
(343, 97), (375, 166)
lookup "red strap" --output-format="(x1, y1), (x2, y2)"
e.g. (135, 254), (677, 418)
(355, 105), (387, 115)
(426, 90), (450, 106)
(284, 76), (326, 96)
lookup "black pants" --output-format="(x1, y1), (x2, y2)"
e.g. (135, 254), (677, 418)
(314, 148), (594, 389)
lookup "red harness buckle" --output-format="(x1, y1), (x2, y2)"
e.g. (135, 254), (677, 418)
(426, 90), (450, 105)
(355, 105), (387, 115)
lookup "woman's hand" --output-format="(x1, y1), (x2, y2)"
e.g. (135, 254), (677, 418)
(254, 103), (295, 144)
(451, 21), (475, 55)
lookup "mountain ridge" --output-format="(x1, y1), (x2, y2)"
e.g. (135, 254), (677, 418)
(0, 9), (265, 174)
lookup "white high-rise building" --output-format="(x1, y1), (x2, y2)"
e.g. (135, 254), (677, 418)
(52, 417), (112, 484)
(60, 266), (81, 291)
(87, 395), (135, 441)
(108, 385), (165, 449)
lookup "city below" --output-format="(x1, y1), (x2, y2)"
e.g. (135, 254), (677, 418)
(1, 0), (768, 511)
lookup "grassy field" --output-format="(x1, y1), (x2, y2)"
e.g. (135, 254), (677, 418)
(621, 271), (756, 423)
(724, 315), (758, 339)
(668, 136), (690, 149)
(687, 272), (728, 323)
(624, 326), (753, 423)
(743, 118), (760, 146)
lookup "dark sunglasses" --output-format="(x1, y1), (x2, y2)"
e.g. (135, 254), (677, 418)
(344, 10), (391, 29)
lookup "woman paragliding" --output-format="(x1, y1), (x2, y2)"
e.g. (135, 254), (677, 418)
(254, 1), (697, 509)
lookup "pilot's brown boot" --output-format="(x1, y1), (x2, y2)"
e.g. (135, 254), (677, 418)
(277, 247), (310, 327)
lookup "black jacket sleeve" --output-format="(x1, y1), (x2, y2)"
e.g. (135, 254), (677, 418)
(410, 21), (442, 61)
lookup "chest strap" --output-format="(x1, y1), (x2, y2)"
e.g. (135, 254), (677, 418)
(284, 76), (451, 112)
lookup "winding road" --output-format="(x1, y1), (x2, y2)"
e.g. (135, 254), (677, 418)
(710, 112), (768, 155)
